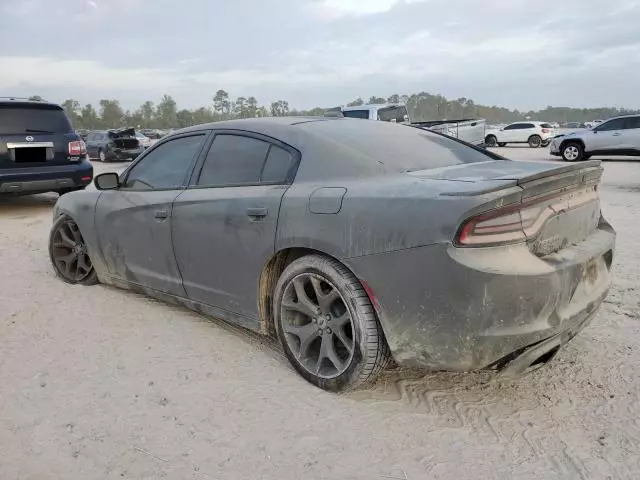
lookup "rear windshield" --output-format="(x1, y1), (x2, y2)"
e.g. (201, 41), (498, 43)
(341, 109), (370, 120)
(301, 119), (502, 172)
(0, 105), (72, 134)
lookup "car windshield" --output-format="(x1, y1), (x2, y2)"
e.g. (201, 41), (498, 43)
(0, 105), (72, 133)
(301, 119), (502, 172)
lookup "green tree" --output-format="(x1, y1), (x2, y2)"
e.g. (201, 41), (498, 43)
(99, 99), (124, 128)
(246, 96), (259, 118)
(80, 104), (100, 129)
(233, 96), (249, 118)
(156, 94), (178, 128)
(61, 99), (81, 127)
(213, 89), (231, 117)
(387, 94), (400, 104)
(140, 101), (155, 127)
(367, 96), (386, 104)
(347, 97), (364, 107)
(270, 100), (289, 116)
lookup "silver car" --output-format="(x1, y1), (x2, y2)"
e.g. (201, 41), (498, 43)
(49, 117), (615, 391)
(551, 115), (640, 161)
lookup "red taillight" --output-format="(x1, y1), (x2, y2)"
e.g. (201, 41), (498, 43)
(541, 128), (550, 133)
(68, 140), (87, 156)
(456, 187), (599, 247)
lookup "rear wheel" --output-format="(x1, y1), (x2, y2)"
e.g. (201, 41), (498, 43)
(485, 135), (497, 147)
(528, 135), (542, 148)
(561, 142), (584, 162)
(273, 254), (391, 392)
(49, 215), (98, 285)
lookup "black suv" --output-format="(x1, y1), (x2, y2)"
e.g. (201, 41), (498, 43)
(0, 98), (93, 195)
(85, 128), (144, 162)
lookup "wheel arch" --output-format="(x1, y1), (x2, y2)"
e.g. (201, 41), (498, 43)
(257, 247), (376, 338)
(559, 137), (585, 151)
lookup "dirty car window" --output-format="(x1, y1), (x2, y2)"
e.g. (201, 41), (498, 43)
(123, 135), (205, 190)
(299, 120), (500, 172)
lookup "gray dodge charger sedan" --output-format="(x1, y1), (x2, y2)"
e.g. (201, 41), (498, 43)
(49, 117), (615, 391)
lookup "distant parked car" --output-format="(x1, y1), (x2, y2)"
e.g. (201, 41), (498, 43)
(135, 131), (151, 149)
(585, 120), (604, 129)
(49, 117), (614, 391)
(85, 128), (144, 162)
(485, 121), (556, 148)
(0, 97), (93, 196)
(550, 114), (640, 161)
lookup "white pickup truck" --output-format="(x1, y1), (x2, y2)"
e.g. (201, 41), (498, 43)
(334, 104), (487, 147)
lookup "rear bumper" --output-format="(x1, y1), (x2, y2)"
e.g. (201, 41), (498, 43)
(0, 160), (93, 194)
(345, 221), (615, 371)
(110, 147), (144, 161)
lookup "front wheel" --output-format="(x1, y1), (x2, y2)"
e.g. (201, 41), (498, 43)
(561, 142), (585, 162)
(273, 255), (391, 392)
(49, 215), (98, 285)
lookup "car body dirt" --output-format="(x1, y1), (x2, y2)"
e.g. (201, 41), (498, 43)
(1, 147), (639, 478)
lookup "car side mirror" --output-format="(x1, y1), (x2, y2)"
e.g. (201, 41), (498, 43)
(94, 172), (120, 190)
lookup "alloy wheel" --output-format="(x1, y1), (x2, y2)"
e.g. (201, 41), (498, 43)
(50, 219), (94, 282)
(280, 273), (355, 379)
(563, 145), (579, 161)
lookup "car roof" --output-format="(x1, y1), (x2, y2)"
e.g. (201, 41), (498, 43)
(0, 98), (63, 109)
(341, 103), (405, 112)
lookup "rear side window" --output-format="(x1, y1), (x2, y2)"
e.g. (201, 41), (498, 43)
(0, 105), (72, 133)
(540, 123), (553, 128)
(197, 134), (270, 186)
(342, 110), (370, 120)
(261, 145), (296, 183)
(503, 123), (520, 130)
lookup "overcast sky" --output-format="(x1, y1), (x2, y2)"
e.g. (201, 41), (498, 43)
(1, 0), (639, 111)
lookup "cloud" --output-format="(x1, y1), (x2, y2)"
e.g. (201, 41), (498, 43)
(1, 0), (639, 111)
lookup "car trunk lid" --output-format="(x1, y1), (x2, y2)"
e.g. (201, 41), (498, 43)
(410, 160), (603, 256)
(109, 128), (140, 149)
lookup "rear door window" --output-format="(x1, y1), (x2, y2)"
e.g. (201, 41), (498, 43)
(597, 118), (628, 131)
(197, 134), (270, 186)
(0, 105), (72, 134)
(504, 123), (521, 130)
(540, 123), (553, 128)
(626, 117), (640, 129)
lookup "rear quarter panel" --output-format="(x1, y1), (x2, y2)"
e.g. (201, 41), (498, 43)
(275, 175), (520, 258)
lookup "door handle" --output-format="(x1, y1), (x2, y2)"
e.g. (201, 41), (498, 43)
(154, 209), (169, 219)
(246, 207), (268, 219)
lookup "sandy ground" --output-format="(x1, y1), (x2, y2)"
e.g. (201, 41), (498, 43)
(1, 149), (639, 480)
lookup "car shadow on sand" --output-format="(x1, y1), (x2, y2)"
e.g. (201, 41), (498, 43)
(0, 193), (58, 218)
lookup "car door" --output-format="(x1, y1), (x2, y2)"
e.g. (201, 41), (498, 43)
(499, 123), (521, 142)
(172, 131), (299, 325)
(85, 133), (98, 157)
(591, 118), (628, 151)
(94, 132), (209, 295)
(625, 116), (640, 153)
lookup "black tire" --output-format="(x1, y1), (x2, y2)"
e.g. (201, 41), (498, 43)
(561, 142), (584, 162)
(57, 187), (86, 196)
(273, 254), (391, 392)
(528, 135), (542, 148)
(49, 215), (98, 285)
(485, 135), (497, 147)
(497, 142), (507, 147)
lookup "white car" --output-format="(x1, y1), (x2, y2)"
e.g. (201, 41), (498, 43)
(550, 114), (640, 161)
(484, 121), (556, 148)
(135, 132), (151, 149)
(585, 120), (604, 129)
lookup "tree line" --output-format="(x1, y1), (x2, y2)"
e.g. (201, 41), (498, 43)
(34, 91), (639, 130)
